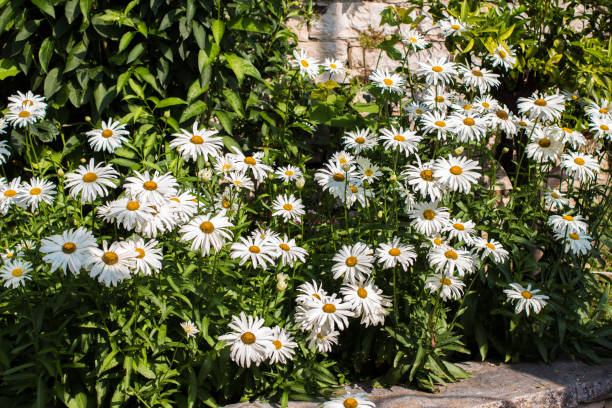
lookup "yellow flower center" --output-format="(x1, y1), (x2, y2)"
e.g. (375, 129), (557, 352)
(482, 102), (490, 108)
(433, 238), (443, 245)
(551, 193), (560, 199)
(199, 221), (215, 234)
(273, 340), (282, 350)
(383, 78), (394, 86)
(82, 172), (98, 182)
(450, 24), (461, 30)
(415, 109), (424, 114)
(440, 277), (452, 286)
(562, 127), (573, 133)
(283, 203), (293, 211)
(234, 180), (242, 185)
(534, 98), (547, 107)
(538, 138), (551, 148)
(349, 185), (358, 193)
(463, 118), (475, 126)
(333, 173), (345, 182)
(364, 169), (373, 177)
(4, 189), (16, 197)
(312, 293), (321, 300)
(444, 250), (458, 260)
(241, 332), (256, 344)
(126, 201), (140, 211)
(222, 164), (232, 171)
(30, 187), (42, 195)
(190, 135), (204, 144)
(339, 158), (347, 164)
(12, 268), (23, 277)
(322, 303), (336, 313)
(355, 137), (365, 144)
(244, 156), (257, 166)
(449, 166), (463, 175)
(485, 243), (496, 250)
(600, 107), (608, 114)
(279, 243), (290, 251)
(357, 288), (368, 298)
(316, 333), (326, 339)
(562, 215), (574, 221)
(420, 169), (434, 181)
(249, 245), (260, 253)
(135, 248), (146, 258)
(573, 157), (585, 166)
(343, 398), (358, 408)
(518, 121), (527, 126)
(435, 95), (445, 103)
(102, 251), (119, 265)
(394, 134), (406, 142)
(300, 60), (309, 68)
(345, 256), (358, 267)
(222, 199), (230, 208)
(410, 37), (418, 43)
(471, 69), (483, 77)
(329, 63), (337, 69)
(423, 209), (435, 220)
(19, 110), (31, 118)
(434, 120), (446, 127)
(499, 50), (507, 58)
(496, 110), (509, 120)
(143, 181), (158, 191)
(284, 170), (294, 176)
(23, 100), (34, 107)
(170, 197), (180, 203)
(600, 124), (609, 131)
(453, 223), (465, 231)
(101, 129), (113, 138)
(521, 290), (532, 299)
(388, 248), (401, 256)
(62, 242), (77, 254)
(569, 233), (580, 240)
(432, 66), (443, 72)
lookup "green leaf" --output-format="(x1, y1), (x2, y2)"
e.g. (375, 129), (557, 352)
(0, 58), (20, 80)
(198, 42), (220, 72)
(351, 102), (379, 113)
(214, 110), (233, 135)
(222, 135), (241, 153)
(111, 158), (140, 170)
(499, 24), (515, 41)
(117, 71), (131, 92)
(212, 19), (225, 44)
(222, 89), (244, 117)
(187, 79), (204, 102)
(157, 97), (187, 109)
(227, 16), (271, 33)
(43, 67), (62, 97)
(93, 82), (116, 115)
(409, 344), (425, 381)
(32, 0), (55, 18)
(127, 43), (145, 64)
(38, 38), (53, 73)
(119, 31), (136, 53)
(179, 100), (207, 123)
(224, 53), (261, 84)
(64, 41), (87, 73)
(79, 0), (92, 20)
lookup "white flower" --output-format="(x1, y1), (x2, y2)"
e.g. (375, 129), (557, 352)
(343, 128), (377, 153)
(379, 126), (421, 157)
(331, 242), (374, 282)
(447, 112), (487, 142)
(472, 238), (509, 264)
(420, 111), (451, 140)
(560, 152), (599, 182)
(331, 150), (356, 167)
(274, 235), (308, 267)
(473, 95), (498, 112)
(214, 153), (238, 174)
(545, 189), (569, 211)
(423, 87), (454, 110)
(554, 230), (592, 255)
(64, 159), (118, 203)
(230, 148), (273, 182)
(428, 245), (474, 276)
(1, 259), (32, 288)
(433, 156), (481, 193)
(490, 44), (516, 71)
(526, 132), (564, 163)
(88, 241), (136, 287)
(218, 312), (274, 368)
(180, 321), (199, 338)
(425, 273), (465, 301)
(296, 293), (354, 333)
(407, 101), (429, 121)
(0, 140), (10, 164)
(120, 238), (162, 275)
(589, 118), (612, 140)
(504, 283), (549, 316)
(180, 213), (234, 256)
(403, 159), (444, 201)
(439, 16), (467, 37)
(296, 280), (328, 305)
(275, 165), (302, 182)
(417, 58), (458, 86)
(401, 27), (428, 50)
(272, 194), (305, 223)
(444, 219), (477, 244)
(548, 213), (588, 234)
(554, 126), (585, 149)
(267, 326), (297, 364)
(108, 198), (154, 230)
(8, 91), (46, 114)
(356, 157), (382, 184)
(369, 68), (404, 94)
(0, 177), (22, 214)
(517, 92), (565, 122)
(227, 171), (255, 191)
(86, 118), (129, 153)
(168, 191), (198, 222)
(488, 106), (517, 136)
(408, 201), (450, 236)
(375, 237), (417, 271)
(230, 235), (277, 270)
(321, 58), (345, 75)
(306, 329), (339, 353)
(137, 202), (180, 238)
(125, 171), (178, 205)
(5, 104), (45, 127)
(341, 279), (391, 327)
(292, 49), (319, 78)
(314, 161), (359, 197)
(459, 65), (500, 94)
(39, 228), (97, 275)
(585, 98), (612, 121)
(15, 177), (56, 211)
(170, 121), (223, 162)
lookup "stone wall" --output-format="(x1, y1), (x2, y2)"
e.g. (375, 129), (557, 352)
(287, 1), (451, 80)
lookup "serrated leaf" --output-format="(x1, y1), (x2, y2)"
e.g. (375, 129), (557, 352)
(222, 89), (244, 117)
(212, 19), (225, 44)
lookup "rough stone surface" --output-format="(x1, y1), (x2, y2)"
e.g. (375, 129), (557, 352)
(225, 359), (612, 408)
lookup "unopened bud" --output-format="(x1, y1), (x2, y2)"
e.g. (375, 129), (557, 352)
(502, 147), (510, 154)
(276, 273), (289, 291)
(377, 210), (383, 219)
(385, 35), (392, 41)
(341, 163), (350, 172)
(296, 177), (305, 189)
(84, 116), (91, 122)
(80, 158), (86, 163)
(453, 146), (464, 155)
(389, 173), (397, 182)
(46, 150), (52, 156)
(198, 169), (212, 182)
(164, 110), (170, 118)
(57, 168), (65, 177)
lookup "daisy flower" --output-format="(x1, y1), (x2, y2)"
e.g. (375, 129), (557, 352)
(274, 235), (308, 267)
(401, 27), (428, 50)
(306, 329), (339, 353)
(547, 213), (588, 234)
(444, 218), (477, 244)
(214, 153), (238, 174)
(168, 191), (198, 222)
(170, 121), (223, 162)
(0, 248), (21, 263)
(423, 87), (454, 110)
(15, 177), (56, 211)
(314, 161), (359, 197)
(369, 68), (404, 94)
(472, 238), (509, 263)
(417, 58), (458, 86)
(425, 273), (465, 301)
(88, 241), (136, 287)
(324, 395), (375, 408)
(180, 321), (199, 338)
(180, 213), (234, 256)
(5, 104), (45, 127)
(272, 194), (304, 223)
(503, 283), (549, 316)
(517, 92), (565, 122)
(1, 259), (32, 288)
(0, 177), (22, 214)
(408, 201), (450, 236)
(230, 235), (277, 270)
(420, 111), (451, 140)
(121, 238), (162, 275)
(356, 157), (382, 184)
(403, 160), (444, 201)
(108, 198), (154, 230)
(218, 312), (274, 368)
(0, 140), (10, 164)
(297, 293), (354, 333)
(589, 118), (612, 140)
(341, 280), (391, 327)
(227, 171), (255, 191)
(296, 280), (328, 305)
(125, 171), (178, 205)
(7, 91), (47, 113)
(447, 112), (487, 142)
(213, 188), (237, 213)
(379, 126), (421, 157)
(554, 230), (592, 255)
(473, 95), (498, 112)
(490, 44), (516, 71)
(86, 118), (129, 153)
(375, 237), (417, 271)
(292, 49), (319, 78)
(321, 58), (345, 75)
(428, 245), (474, 276)
(64, 159), (118, 203)
(544, 189), (569, 211)
(488, 106), (517, 136)
(342, 128), (377, 153)
(452, 98), (475, 113)
(275, 165), (302, 182)
(230, 148), (274, 182)
(459, 65), (500, 93)
(525, 132), (564, 163)
(331, 150), (356, 167)
(555, 126), (585, 149)
(267, 326), (298, 364)
(560, 152), (599, 181)
(433, 156), (481, 193)
(439, 16), (467, 37)
(39, 227), (97, 275)
(407, 101), (429, 121)
(331, 242), (374, 282)
(585, 98), (612, 121)
(250, 227), (280, 245)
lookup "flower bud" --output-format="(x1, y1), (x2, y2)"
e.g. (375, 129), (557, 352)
(80, 158), (86, 163)
(84, 116), (91, 122)
(198, 169), (212, 182)
(377, 210), (383, 219)
(389, 173), (397, 182)
(295, 177), (305, 189)
(164, 110), (171, 118)
(502, 147), (510, 154)
(453, 146), (464, 155)
(341, 163), (350, 172)
(57, 168), (65, 177)
(276, 273), (289, 291)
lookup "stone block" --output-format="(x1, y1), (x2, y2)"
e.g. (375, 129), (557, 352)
(286, 17), (309, 42)
(309, 2), (398, 40)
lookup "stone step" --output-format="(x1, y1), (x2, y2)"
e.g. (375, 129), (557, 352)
(225, 359), (612, 408)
